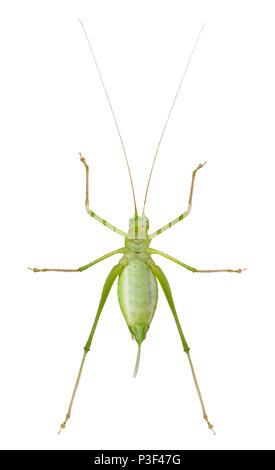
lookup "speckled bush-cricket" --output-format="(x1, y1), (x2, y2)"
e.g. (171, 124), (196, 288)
(29, 21), (245, 434)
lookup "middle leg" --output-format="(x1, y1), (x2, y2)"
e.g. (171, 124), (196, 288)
(149, 248), (246, 273)
(28, 248), (125, 273)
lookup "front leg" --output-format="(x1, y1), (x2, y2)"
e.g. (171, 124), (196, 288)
(149, 162), (207, 239)
(148, 248), (246, 273)
(28, 248), (125, 273)
(79, 153), (127, 237)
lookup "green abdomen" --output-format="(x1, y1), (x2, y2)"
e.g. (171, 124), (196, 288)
(118, 258), (158, 343)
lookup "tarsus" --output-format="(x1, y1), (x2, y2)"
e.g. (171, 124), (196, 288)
(58, 350), (88, 434)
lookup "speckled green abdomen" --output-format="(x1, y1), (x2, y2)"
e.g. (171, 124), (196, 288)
(118, 258), (158, 344)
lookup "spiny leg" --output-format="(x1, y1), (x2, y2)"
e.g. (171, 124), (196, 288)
(28, 248), (125, 273)
(149, 162), (207, 239)
(149, 248), (246, 274)
(58, 262), (124, 433)
(79, 152), (127, 237)
(147, 261), (215, 434)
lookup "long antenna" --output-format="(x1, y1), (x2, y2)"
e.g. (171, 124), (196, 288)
(142, 24), (205, 214)
(79, 19), (138, 215)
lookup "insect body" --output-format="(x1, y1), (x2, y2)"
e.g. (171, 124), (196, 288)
(118, 221), (158, 367)
(29, 22), (245, 434)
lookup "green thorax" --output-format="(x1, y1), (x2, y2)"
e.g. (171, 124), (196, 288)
(127, 214), (149, 240)
(125, 214), (150, 253)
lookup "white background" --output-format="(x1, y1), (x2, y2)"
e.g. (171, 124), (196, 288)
(0, 0), (274, 450)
